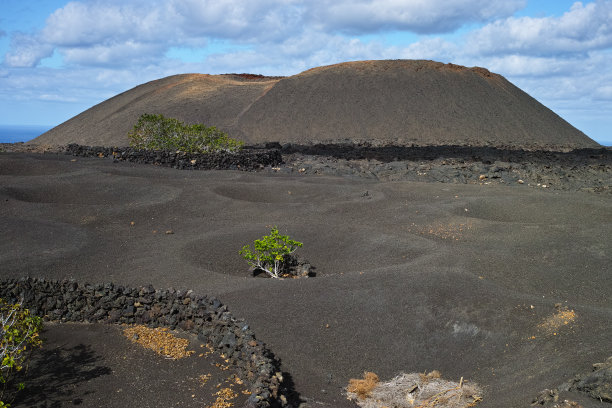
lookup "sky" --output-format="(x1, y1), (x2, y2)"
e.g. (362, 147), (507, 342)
(0, 0), (611, 145)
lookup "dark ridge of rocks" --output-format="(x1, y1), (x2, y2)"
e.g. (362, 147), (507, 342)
(269, 144), (612, 194)
(3, 142), (610, 193)
(566, 356), (612, 402)
(64, 143), (283, 171)
(277, 143), (612, 164)
(532, 356), (612, 406)
(0, 278), (295, 408)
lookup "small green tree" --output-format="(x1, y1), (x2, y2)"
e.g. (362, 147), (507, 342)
(239, 227), (303, 279)
(128, 113), (243, 153)
(0, 300), (42, 407)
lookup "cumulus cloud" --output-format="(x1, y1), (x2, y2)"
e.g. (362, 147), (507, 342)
(468, 0), (612, 56)
(39, 93), (78, 102)
(594, 85), (612, 100)
(0, 63), (177, 108)
(41, 1), (182, 46)
(474, 54), (584, 77)
(169, 0), (303, 42)
(62, 41), (167, 66)
(204, 32), (389, 75)
(306, 0), (526, 34)
(3, 33), (53, 67)
(2, 0), (529, 69)
(395, 38), (459, 61)
(11, 0), (302, 67)
(495, 51), (612, 103)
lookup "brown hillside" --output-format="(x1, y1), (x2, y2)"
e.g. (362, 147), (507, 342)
(231, 60), (597, 149)
(34, 60), (599, 149)
(34, 73), (280, 147)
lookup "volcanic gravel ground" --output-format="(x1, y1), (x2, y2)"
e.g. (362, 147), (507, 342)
(9, 322), (250, 408)
(1, 152), (611, 407)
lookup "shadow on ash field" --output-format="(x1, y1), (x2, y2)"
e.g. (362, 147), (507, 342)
(1, 152), (611, 407)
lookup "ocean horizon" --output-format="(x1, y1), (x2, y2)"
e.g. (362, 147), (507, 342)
(0, 124), (609, 147)
(0, 124), (52, 143)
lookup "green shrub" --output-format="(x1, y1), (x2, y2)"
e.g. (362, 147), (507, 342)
(239, 227), (303, 279)
(128, 113), (243, 153)
(0, 300), (42, 407)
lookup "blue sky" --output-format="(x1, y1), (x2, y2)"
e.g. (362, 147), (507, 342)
(1, 0), (611, 145)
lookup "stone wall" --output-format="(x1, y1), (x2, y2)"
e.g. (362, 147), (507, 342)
(0, 278), (286, 408)
(65, 143), (283, 171)
(279, 142), (611, 164)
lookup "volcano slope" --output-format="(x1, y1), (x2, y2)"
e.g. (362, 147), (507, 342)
(1, 152), (611, 407)
(34, 60), (599, 150)
(33, 73), (280, 147)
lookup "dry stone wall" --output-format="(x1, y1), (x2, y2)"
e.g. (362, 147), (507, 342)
(0, 278), (286, 408)
(65, 143), (283, 171)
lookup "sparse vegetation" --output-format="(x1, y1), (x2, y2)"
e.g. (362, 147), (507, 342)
(128, 113), (243, 153)
(347, 371), (380, 400)
(239, 227), (303, 279)
(347, 370), (483, 408)
(0, 300), (43, 407)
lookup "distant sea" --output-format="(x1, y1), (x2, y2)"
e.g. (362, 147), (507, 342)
(0, 125), (52, 143)
(0, 123), (609, 146)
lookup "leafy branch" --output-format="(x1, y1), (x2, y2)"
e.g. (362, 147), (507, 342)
(128, 113), (243, 153)
(0, 299), (42, 407)
(239, 227), (303, 279)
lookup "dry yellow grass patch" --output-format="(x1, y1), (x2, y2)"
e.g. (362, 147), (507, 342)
(123, 325), (194, 359)
(348, 372), (380, 400)
(419, 370), (442, 382)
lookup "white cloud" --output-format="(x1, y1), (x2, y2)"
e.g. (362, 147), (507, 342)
(203, 34), (378, 76)
(0, 62), (189, 110)
(475, 54), (582, 77)
(3, 33), (54, 67)
(2, 0), (529, 69)
(468, 1), (612, 56)
(492, 50), (612, 107)
(11, 0), (300, 68)
(203, 29), (408, 76)
(62, 41), (166, 66)
(306, 0), (526, 34)
(395, 37), (459, 61)
(594, 85), (612, 100)
(169, 0), (303, 42)
(41, 1), (176, 47)
(39, 93), (78, 102)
